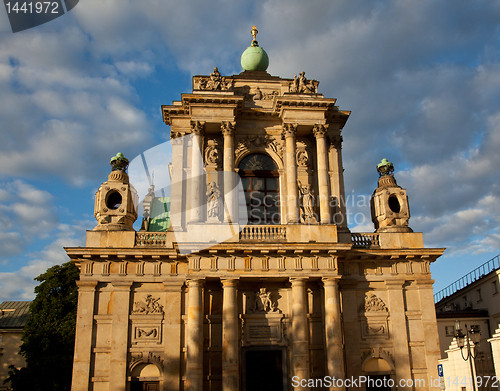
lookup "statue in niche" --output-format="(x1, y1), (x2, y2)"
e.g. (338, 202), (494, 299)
(298, 181), (317, 224)
(132, 294), (164, 315)
(206, 182), (222, 221)
(199, 67), (233, 91)
(252, 288), (279, 313)
(296, 142), (309, 167)
(205, 140), (219, 166)
(289, 71), (319, 94)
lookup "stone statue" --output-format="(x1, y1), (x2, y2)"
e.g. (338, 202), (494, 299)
(206, 182), (222, 221)
(298, 181), (317, 224)
(289, 71), (319, 94)
(204, 140), (219, 166)
(199, 67), (233, 91)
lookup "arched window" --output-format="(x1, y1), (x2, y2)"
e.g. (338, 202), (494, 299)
(238, 153), (280, 225)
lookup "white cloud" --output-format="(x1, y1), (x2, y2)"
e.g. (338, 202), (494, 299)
(0, 219), (93, 301)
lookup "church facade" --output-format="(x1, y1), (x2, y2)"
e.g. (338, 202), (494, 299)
(66, 28), (444, 391)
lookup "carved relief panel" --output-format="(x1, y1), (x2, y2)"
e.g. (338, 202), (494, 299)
(358, 292), (390, 341)
(130, 294), (164, 345)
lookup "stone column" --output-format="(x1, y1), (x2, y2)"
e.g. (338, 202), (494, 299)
(71, 280), (97, 391)
(386, 280), (412, 384)
(323, 278), (344, 391)
(190, 121), (205, 224)
(186, 279), (205, 391)
(291, 277), (310, 390)
(282, 124), (299, 223)
(170, 132), (185, 231)
(222, 122), (235, 223)
(222, 279), (239, 391)
(278, 169), (286, 224)
(328, 135), (347, 229)
(313, 124), (331, 224)
(109, 281), (133, 391)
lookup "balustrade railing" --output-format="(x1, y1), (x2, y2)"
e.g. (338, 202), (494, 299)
(240, 225), (287, 241)
(135, 232), (167, 246)
(351, 233), (380, 248)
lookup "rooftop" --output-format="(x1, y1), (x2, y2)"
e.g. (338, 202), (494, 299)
(0, 301), (31, 329)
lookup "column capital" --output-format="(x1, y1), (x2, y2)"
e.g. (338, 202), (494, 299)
(221, 278), (239, 288)
(281, 123), (297, 139)
(290, 277), (308, 286)
(329, 135), (343, 149)
(415, 279), (435, 289)
(221, 121), (235, 136)
(312, 124), (328, 139)
(187, 278), (205, 288)
(322, 277), (341, 287)
(385, 279), (406, 289)
(76, 280), (98, 289)
(162, 281), (185, 292)
(171, 131), (185, 145)
(111, 281), (133, 290)
(190, 120), (205, 135)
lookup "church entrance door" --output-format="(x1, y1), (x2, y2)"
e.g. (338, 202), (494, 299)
(243, 348), (286, 391)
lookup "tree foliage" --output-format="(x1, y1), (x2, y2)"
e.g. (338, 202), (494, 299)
(7, 261), (79, 391)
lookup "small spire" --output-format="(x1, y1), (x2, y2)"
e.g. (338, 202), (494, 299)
(251, 25), (259, 47)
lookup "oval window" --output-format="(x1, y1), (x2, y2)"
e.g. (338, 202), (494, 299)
(106, 191), (122, 210)
(388, 195), (400, 213)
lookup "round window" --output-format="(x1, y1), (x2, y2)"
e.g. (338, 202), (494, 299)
(106, 191), (122, 210)
(388, 195), (400, 213)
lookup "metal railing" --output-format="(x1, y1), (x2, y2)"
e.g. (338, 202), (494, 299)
(240, 225), (287, 241)
(351, 233), (380, 248)
(434, 254), (500, 303)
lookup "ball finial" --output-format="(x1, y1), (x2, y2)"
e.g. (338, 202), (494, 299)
(241, 25), (269, 71)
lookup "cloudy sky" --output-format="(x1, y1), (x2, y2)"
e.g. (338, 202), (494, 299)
(0, 0), (499, 301)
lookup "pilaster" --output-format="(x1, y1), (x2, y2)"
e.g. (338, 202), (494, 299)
(386, 280), (412, 385)
(71, 280), (98, 391)
(163, 281), (185, 391)
(109, 281), (133, 391)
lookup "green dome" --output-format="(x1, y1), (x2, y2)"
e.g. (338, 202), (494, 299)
(241, 42), (269, 71)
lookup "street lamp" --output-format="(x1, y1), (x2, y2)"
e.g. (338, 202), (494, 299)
(455, 320), (481, 391)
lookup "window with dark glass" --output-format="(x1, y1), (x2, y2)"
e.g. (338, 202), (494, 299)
(238, 153), (280, 225)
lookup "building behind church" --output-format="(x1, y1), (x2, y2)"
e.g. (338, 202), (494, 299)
(66, 27), (445, 391)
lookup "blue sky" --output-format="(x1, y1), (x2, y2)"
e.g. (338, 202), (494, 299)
(1, 0), (500, 300)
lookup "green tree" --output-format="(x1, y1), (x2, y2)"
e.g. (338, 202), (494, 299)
(6, 261), (79, 391)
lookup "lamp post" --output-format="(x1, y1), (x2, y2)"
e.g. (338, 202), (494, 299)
(455, 320), (481, 391)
